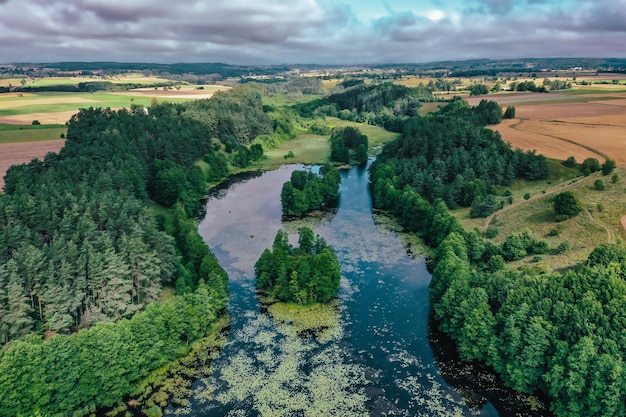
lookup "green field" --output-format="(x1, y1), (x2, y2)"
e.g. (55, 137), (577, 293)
(261, 134), (330, 168)
(326, 117), (400, 150)
(0, 75), (174, 88)
(0, 124), (66, 143)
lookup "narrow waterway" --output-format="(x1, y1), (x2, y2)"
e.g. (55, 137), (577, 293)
(173, 162), (503, 416)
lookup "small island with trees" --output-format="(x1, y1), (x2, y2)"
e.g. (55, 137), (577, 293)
(254, 227), (341, 305)
(280, 164), (341, 217)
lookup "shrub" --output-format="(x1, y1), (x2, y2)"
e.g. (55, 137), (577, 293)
(523, 193), (531, 200)
(32, 120), (41, 125)
(611, 174), (620, 184)
(485, 226), (499, 239)
(555, 214), (570, 222)
(581, 157), (601, 175)
(602, 159), (616, 175)
(594, 179), (606, 190)
(562, 156), (577, 168)
(556, 241), (571, 254)
(554, 191), (582, 218)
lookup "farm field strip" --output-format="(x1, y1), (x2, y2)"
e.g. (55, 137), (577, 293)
(510, 119), (626, 165)
(0, 96), (99, 109)
(494, 119), (602, 163)
(0, 139), (65, 190)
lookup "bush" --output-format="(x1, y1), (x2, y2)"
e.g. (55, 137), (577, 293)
(554, 191), (582, 218)
(611, 174), (620, 184)
(485, 226), (499, 239)
(523, 193), (531, 200)
(31, 120), (41, 125)
(555, 214), (570, 222)
(581, 157), (601, 175)
(594, 179), (606, 190)
(562, 156), (577, 168)
(602, 159), (616, 175)
(556, 240), (571, 254)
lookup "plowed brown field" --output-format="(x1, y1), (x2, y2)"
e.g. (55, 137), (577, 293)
(0, 140), (65, 190)
(484, 91), (626, 167)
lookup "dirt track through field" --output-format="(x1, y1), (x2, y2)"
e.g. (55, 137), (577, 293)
(0, 140), (65, 190)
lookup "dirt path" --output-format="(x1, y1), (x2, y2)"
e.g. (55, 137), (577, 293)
(584, 208), (613, 244)
(0, 140), (65, 190)
(484, 174), (589, 230)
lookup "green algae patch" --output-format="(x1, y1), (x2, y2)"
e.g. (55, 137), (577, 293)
(266, 300), (341, 342)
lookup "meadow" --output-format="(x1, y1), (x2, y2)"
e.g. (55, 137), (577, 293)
(457, 166), (626, 271)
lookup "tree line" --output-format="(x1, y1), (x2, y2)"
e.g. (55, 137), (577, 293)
(0, 87), (279, 415)
(370, 99), (626, 417)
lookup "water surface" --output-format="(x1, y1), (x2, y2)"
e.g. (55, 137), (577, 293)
(175, 163), (502, 416)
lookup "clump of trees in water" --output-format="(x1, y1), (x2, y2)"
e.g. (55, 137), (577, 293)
(370, 97), (626, 417)
(255, 228), (341, 305)
(281, 164), (341, 217)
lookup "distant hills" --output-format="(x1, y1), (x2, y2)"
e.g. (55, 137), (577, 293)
(3, 57), (626, 78)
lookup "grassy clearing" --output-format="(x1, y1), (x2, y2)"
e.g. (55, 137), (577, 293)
(458, 168), (626, 271)
(0, 124), (66, 143)
(326, 116), (400, 150)
(0, 91), (184, 116)
(259, 134), (330, 169)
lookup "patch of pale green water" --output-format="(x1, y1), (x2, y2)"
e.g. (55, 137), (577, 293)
(174, 310), (369, 417)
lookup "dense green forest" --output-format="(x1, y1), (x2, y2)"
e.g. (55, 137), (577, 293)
(330, 126), (369, 165)
(370, 100), (626, 417)
(0, 87), (280, 416)
(255, 228), (341, 305)
(281, 165), (341, 217)
(373, 98), (547, 216)
(297, 82), (434, 132)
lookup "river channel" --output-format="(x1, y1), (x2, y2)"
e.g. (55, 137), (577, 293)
(173, 162), (505, 416)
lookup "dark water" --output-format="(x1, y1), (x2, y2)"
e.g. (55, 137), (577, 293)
(172, 163), (504, 416)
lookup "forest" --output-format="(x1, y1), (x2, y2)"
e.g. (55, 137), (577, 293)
(0, 87), (278, 416)
(254, 228), (341, 305)
(370, 100), (626, 417)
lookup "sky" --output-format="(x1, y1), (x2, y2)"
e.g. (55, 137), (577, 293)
(1, 0), (625, 65)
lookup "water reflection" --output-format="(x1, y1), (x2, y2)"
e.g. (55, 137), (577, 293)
(174, 163), (501, 416)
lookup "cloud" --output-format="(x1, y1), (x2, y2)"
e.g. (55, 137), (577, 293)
(0, 0), (625, 64)
(475, 0), (515, 14)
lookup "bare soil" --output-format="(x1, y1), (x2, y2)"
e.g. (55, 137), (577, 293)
(0, 140), (65, 190)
